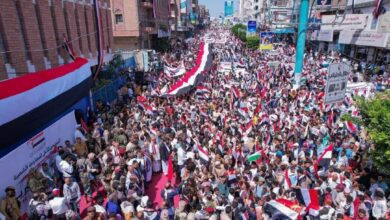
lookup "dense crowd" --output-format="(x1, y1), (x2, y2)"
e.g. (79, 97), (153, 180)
(1, 28), (390, 220)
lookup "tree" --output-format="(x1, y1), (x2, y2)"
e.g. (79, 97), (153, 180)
(342, 91), (390, 174)
(246, 36), (260, 49)
(231, 24), (247, 41)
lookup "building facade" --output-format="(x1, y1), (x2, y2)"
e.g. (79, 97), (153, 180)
(111, 0), (170, 50)
(309, 0), (390, 65)
(0, 0), (113, 80)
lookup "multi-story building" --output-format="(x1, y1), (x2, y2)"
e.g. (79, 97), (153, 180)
(0, 0), (113, 80)
(238, 0), (266, 23)
(111, 0), (170, 50)
(309, 0), (390, 65)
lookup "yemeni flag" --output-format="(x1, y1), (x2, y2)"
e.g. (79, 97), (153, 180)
(92, 0), (104, 79)
(167, 154), (174, 181)
(242, 121), (253, 137)
(198, 145), (209, 163)
(318, 144), (334, 167)
(346, 121), (357, 133)
(294, 189), (320, 216)
(138, 103), (155, 115)
(231, 86), (240, 99)
(248, 151), (261, 162)
(228, 169), (237, 181)
(80, 118), (89, 133)
(284, 169), (292, 190)
(264, 199), (302, 220)
(196, 85), (210, 93)
(238, 107), (249, 119)
(373, 0), (383, 18)
(263, 131), (271, 146)
(137, 95), (148, 103)
(63, 34), (76, 61)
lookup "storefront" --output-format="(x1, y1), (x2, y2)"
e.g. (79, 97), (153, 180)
(309, 30), (334, 52)
(338, 30), (389, 63)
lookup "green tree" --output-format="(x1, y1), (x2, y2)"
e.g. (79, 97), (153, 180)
(231, 24), (247, 39)
(342, 91), (390, 174)
(246, 36), (260, 49)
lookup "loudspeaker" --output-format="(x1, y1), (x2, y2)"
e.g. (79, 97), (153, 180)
(135, 71), (144, 85)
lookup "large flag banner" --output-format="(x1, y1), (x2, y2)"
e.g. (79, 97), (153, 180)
(0, 58), (92, 148)
(260, 32), (273, 50)
(324, 63), (350, 105)
(163, 43), (212, 96)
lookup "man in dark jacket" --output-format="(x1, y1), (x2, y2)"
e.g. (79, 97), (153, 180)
(160, 136), (171, 176)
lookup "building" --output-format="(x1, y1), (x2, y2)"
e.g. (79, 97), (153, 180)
(111, 0), (170, 50)
(0, 0), (113, 80)
(238, 0), (266, 23)
(309, 0), (390, 65)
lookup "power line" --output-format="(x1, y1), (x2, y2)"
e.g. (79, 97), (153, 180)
(0, 27), (110, 54)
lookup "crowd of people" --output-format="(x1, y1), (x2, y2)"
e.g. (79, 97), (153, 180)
(1, 27), (390, 220)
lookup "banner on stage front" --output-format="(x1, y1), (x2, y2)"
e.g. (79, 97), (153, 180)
(0, 111), (77, 213)
(259, 32), (273, 50)
(324, 63), (350, 105)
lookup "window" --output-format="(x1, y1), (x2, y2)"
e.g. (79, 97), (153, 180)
(255, 6), (259, 10)
(115, 14), (123, 24)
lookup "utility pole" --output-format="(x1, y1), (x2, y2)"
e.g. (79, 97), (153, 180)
(293, 0), (310, 88)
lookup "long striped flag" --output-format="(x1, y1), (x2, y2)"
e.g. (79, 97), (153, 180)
(197, 145), (209, 163)
(373, 0), (383, 18)
(346, 121), (357, 133)
(93, 0), (104, 79)
(231, 86), (240, 99)
(284, 169), (291, 190)
(196, 85), (210, 93)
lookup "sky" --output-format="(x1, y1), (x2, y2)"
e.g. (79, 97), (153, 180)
(198, 0), (225, 17)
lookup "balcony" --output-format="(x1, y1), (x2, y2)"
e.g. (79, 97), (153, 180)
(141, 0), (153, 8)
(140, 21), (156, 33)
